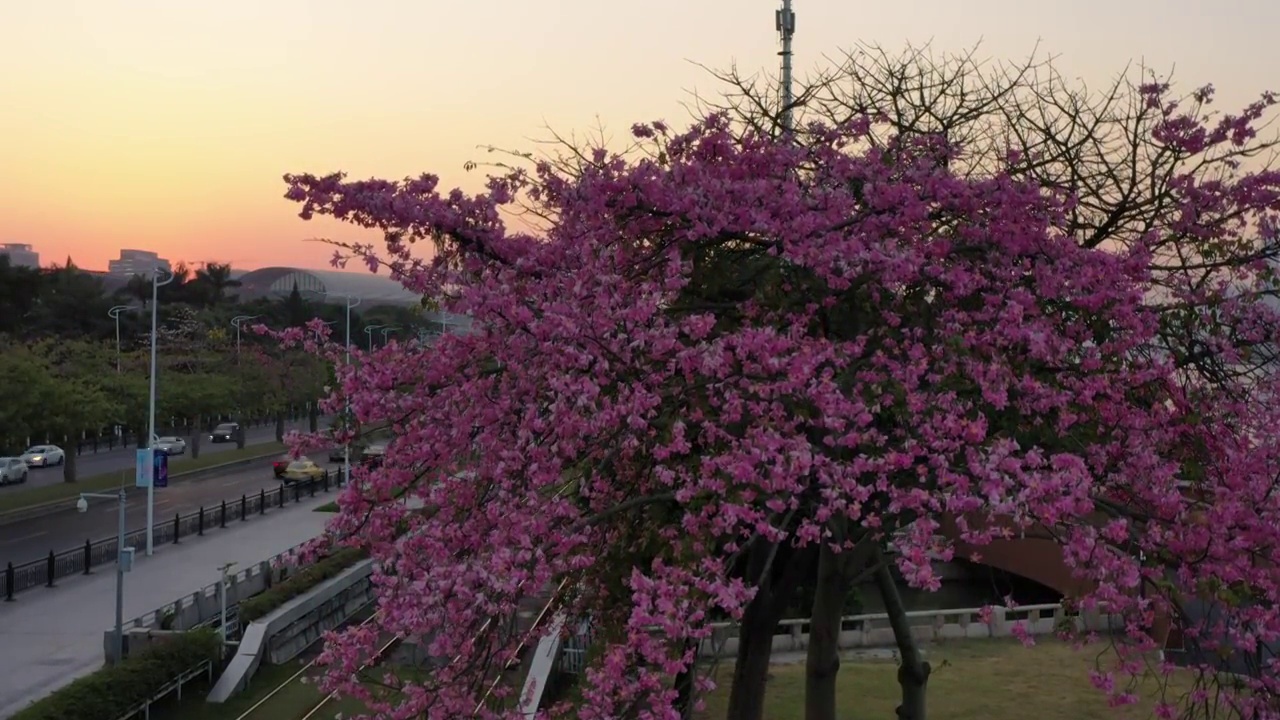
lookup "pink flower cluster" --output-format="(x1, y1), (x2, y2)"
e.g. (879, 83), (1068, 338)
(279, 86), (1280, 718)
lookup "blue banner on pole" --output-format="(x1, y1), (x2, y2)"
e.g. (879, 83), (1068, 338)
(153, 452), (169, 488)
(135, 449), (153, 488)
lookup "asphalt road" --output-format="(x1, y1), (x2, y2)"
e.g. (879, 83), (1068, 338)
(3, 417), (331, 493)
(0, 456), (342, 566)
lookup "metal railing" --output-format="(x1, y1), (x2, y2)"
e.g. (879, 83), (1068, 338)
(113, 658), (214, 720)
(123, 534), (325, 635)
(2, 469), (347, 602)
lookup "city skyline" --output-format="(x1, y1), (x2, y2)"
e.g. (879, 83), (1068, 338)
(2, 0), (1277, 271)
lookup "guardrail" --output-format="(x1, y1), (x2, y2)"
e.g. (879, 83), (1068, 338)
(113, 658), (214, 720)
(126, 536), (318, 634)
(2, 469), (347, 601)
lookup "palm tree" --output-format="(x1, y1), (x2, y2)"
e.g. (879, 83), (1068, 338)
(191, 262), (241, 307)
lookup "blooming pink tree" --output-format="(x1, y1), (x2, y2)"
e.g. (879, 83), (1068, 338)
(279, 92), (1280, 719)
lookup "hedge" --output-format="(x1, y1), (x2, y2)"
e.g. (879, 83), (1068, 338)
(239, 547), (367, 624)
(12, 628), (221, 720)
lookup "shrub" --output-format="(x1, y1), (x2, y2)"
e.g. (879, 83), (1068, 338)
(11, 628), (221, 720)
(238, 547), (366, 623)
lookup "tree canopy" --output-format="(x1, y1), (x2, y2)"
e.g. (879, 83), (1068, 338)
(284, 65), (1280, 720)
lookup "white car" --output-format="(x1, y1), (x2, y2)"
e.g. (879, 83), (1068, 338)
(154, 436), (187, 455)
(20, 445), (65, 468)
(0, 457), (28, 485)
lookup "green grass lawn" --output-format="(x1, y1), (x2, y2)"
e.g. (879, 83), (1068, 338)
(0, 443), (286, 514)
(154, 638), (1221, 720)
(696, 639), (1209, 720)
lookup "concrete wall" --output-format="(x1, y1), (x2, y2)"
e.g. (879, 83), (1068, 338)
(695, 603), (1122, 659)
(207, 560), (373, 703)
(264, 564), (374, 665)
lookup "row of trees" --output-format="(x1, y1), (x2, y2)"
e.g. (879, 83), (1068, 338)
(0, 336), (330, 482)
(0, 257), (427, 346)
(289, 44), (1280, 720)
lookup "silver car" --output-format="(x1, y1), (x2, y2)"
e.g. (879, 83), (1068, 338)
(0, 457), (28, 485)
(20, 445), (65, 468)
(154, 436), (187, 455)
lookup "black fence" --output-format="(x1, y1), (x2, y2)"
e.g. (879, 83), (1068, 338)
(2, 468), (346, 602)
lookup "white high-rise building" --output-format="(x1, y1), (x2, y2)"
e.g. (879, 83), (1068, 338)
(107, 249), (170, 278)
(0, 243), (39, 268)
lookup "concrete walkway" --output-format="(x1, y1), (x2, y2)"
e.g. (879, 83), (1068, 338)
(0, 495), (337, 719)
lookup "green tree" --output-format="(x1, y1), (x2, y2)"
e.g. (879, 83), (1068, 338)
(19, 342), (121, 482)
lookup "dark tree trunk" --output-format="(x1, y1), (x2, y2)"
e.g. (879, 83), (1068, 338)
(62, 443), (77, 483)
(725, 539), (817, 720)
(805, 528), (878, 720)
(190, 424), (201, 460)
(274, 413), (285, 443)
(672, 639), (699, 720)
(804, 541), (847, 720)
(726, 590), (783, 720)
(875, 552), (931, 720)
(309, 406), (319, 433)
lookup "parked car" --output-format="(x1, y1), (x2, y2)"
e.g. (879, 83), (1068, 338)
(361, 443), (387, 467)
(210, 422), (240, 443)
(327, 443), (364, 463)
(20, 445), (65, 468)
(153, 436), (187, 455)
(281, 458), (325, 484)
(0, 457), (28, 485)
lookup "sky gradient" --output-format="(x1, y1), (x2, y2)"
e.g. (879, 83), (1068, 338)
(1, 0), (1276, 272)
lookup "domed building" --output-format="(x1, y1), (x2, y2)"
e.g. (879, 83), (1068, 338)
(234, 266), (422, 306)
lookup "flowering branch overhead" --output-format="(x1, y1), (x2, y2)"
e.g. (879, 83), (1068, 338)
(282, 94), (1280, 719)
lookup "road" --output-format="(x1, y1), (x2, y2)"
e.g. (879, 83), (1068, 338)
(3, 416), (331, 493)
(0, 456), (342, 566)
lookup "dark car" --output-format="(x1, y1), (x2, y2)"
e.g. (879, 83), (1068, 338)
(361, 443), (387, 467)
(328, 443), (364, 463)
(210, 422), (240, 444)
(272, 454), (291, 478)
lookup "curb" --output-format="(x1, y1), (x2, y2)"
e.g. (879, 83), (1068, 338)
(0, 449), (285, 527)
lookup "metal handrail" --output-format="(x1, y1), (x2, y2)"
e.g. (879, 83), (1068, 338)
(112, 658), (213, 720)
(3, 469), (347, 602)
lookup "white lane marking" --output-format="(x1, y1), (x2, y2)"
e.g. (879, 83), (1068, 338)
(0, 531), (48, 545)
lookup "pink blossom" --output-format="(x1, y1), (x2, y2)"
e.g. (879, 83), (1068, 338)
(277, 90), (1280, 718)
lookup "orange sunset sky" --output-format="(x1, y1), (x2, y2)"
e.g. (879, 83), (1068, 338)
(1, 0), (1277, 273)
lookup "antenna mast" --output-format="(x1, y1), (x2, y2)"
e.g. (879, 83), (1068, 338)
(775, 0), (796, 133)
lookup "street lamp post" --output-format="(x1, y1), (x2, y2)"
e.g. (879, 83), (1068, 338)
(230, 315), (261, 362)
(76, 490), (130, 665)
(344, 297), (361, 485)
(380, 326), (400, 344)
(363, 324), (387, 351)
(107, 305), (129, 374)
(146, 266), (174, 557)
(217, 562), (236, 652)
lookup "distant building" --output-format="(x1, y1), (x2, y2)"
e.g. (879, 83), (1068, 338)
(236, 266), (426, 307)
(0, 243), (39, 268)
(107, 249), (170, 278)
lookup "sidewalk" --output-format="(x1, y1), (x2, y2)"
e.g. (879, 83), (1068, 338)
(0, 495), (337, 719)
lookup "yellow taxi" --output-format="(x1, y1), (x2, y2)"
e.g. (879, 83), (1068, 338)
(281, 458), (325, 484)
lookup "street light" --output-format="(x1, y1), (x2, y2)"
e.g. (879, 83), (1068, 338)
(230, 315), (261, 361)
(146, 266), (174, 557)
(107, 305), (130, 374)
(344, 297), (361, 486)
(363, 324), (388, 351)
(380, 326), (400, 343)
(217, 562), (237, 652)
(76, 490), (130, 665)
